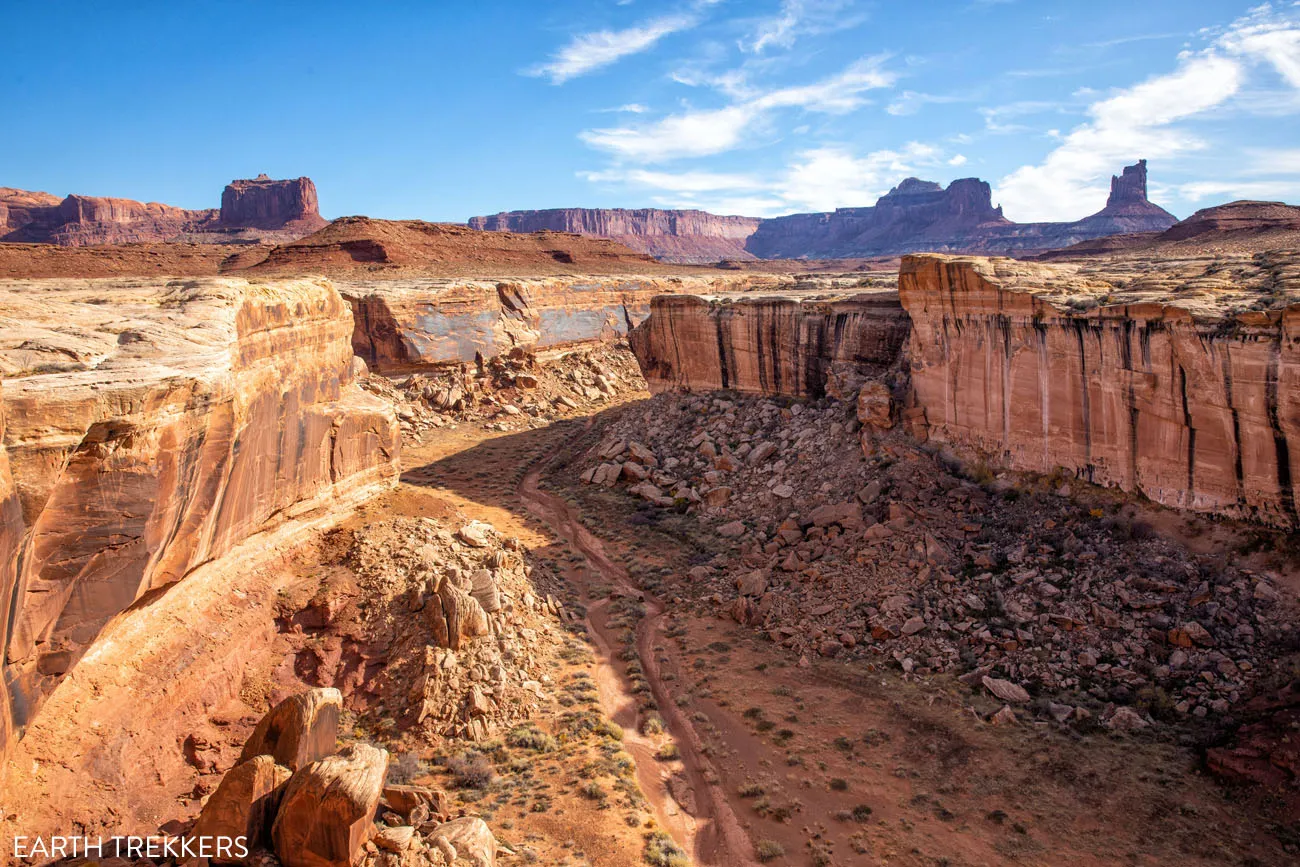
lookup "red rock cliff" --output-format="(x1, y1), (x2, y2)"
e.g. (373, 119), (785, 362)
(342, 272), (789, 372)
(220, 174), (326, 230)
(629, 289), (910, 397)
(900, 253), (1299, 526)
(0, 277), (400, 756)
(469, 208), (762, 264)
(0, 176), (325, 246)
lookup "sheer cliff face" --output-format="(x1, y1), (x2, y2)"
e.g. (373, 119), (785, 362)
(219, 174), (326, 230)
(747, 177), (1011, 259)
(629, 291), (911, 397)
(0, 176), (325, 246)
(747, 162), (1178, 258)
(900, 254), (1299, 527)
(622, 252), (1298, 527)
(471, 162), (1177, 262)
(342, 273), (791, 372)
(469, 208), (762, 264)
(0, 277), (400, 755)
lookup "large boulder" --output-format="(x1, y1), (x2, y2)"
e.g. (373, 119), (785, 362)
(272, 743), (389, 867)
(241, 688), (343, 771)
(427, 817), (499, 867)
(190, 755), (292, 862)
(426, 582), (490, 651)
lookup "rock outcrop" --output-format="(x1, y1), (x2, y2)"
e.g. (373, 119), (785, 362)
(469, 208), (762, 264)
(190, 754), (293, 862)
(629, 290), (909, 397)
(1041, 199), (1300, 259)
(747, 161), (1177, 259)
(272, 743), (388, 867)
(0, 277), (400, 756)
(240, 689), (344, 771)
(0, 176), (325, 246)
(623, 251), (1298, 527)
(221, 175), (326, 231)
(900, 253), (1299, 526)
(343, 273), (790, 372)
(249, 217), (673, 279)
(473, 161), (1178, 262)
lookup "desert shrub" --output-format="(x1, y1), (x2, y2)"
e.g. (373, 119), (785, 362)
(446, 750), (495, 789)
(387, 751), (424, 784)
(756, 840), (785, 862)
(644, 831), (689, 867)
(507, 725), (557, 753)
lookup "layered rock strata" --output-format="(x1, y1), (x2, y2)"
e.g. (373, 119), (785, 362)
(747, 161), (1177, 259)
(473, 161), (1177, 262)
(900, 253), (1299, 526)
(625, 252), (1298, 526)
(0, 277), (400, 759)
(342, 273), (791, 372)
(0, 176), (325, 246)
(469, 208), (762, 263)
(629, 290), (910, 397)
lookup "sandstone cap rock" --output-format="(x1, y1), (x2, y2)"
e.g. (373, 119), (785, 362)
(240, 688), (343, 772)
(272, 742), (389, 867)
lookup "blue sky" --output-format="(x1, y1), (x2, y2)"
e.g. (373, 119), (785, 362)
(3, 1), (1299, 221)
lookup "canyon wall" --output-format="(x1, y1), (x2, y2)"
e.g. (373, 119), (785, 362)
(900, 254), (1298, 526)
(342, 273), (791, 372)
(219, 174), (325, 230)
(0, 277), (400, 758)
(629, 290), (911, 397)
(469, 208), (761, 264)
(0, 176), (325, 246)
(748, 161), (1177, 259)
(625, 252), (1298, 526)
(471, 161), (1177, 262)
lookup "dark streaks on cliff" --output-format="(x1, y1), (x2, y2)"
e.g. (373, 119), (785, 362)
(1264, 345), (1297, 520)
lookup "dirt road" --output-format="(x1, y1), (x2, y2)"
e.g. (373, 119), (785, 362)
(519, 435), (760, 867)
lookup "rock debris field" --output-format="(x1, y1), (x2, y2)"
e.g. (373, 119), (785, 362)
(581, 389), (1299, 733)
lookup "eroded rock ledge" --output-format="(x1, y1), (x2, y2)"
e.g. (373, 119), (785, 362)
(902, 253), (1299, 527)
(340, 273), (792, 372)
(627, 253), (1299, 527)
(0, 277), (401, 760)
(629, 290), (910, 398)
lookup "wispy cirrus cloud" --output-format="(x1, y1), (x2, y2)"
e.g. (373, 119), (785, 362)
(997, 3), (1300, 220)
(581, 142), (945, 215)
(741, 0), (864, 54)
(526, 13), (698, 84)
(579, 56), (896, 161)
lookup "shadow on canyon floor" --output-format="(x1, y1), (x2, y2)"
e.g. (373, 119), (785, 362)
(397, 403), (1300, 867)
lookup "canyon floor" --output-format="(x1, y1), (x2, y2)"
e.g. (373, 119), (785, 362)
(6, 345), (1300, 866)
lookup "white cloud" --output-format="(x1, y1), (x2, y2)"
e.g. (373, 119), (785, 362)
(581, 142), (945, 215)
(746, 0), (802, 53)
(579, 56), (895, 161)
(599, 103), (652, 113)
(1218, 4), (1300, 87)
(581, 167), (761, 193)
(997, 4), (1300, 221)
(742, 0), (863, 54)
(779, 144), (941, 211)
(1240, 147), (1300, 174)
(527, 14), (697, 84)
(1179, 179), (1300, 201)
(886, 90), (965, 116)
(948, 154), (968, 166)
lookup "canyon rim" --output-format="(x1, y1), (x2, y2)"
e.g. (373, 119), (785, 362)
(3, 3), (1300, 867)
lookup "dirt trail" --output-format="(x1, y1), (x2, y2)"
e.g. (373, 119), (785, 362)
(519, 437), (760, 867)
